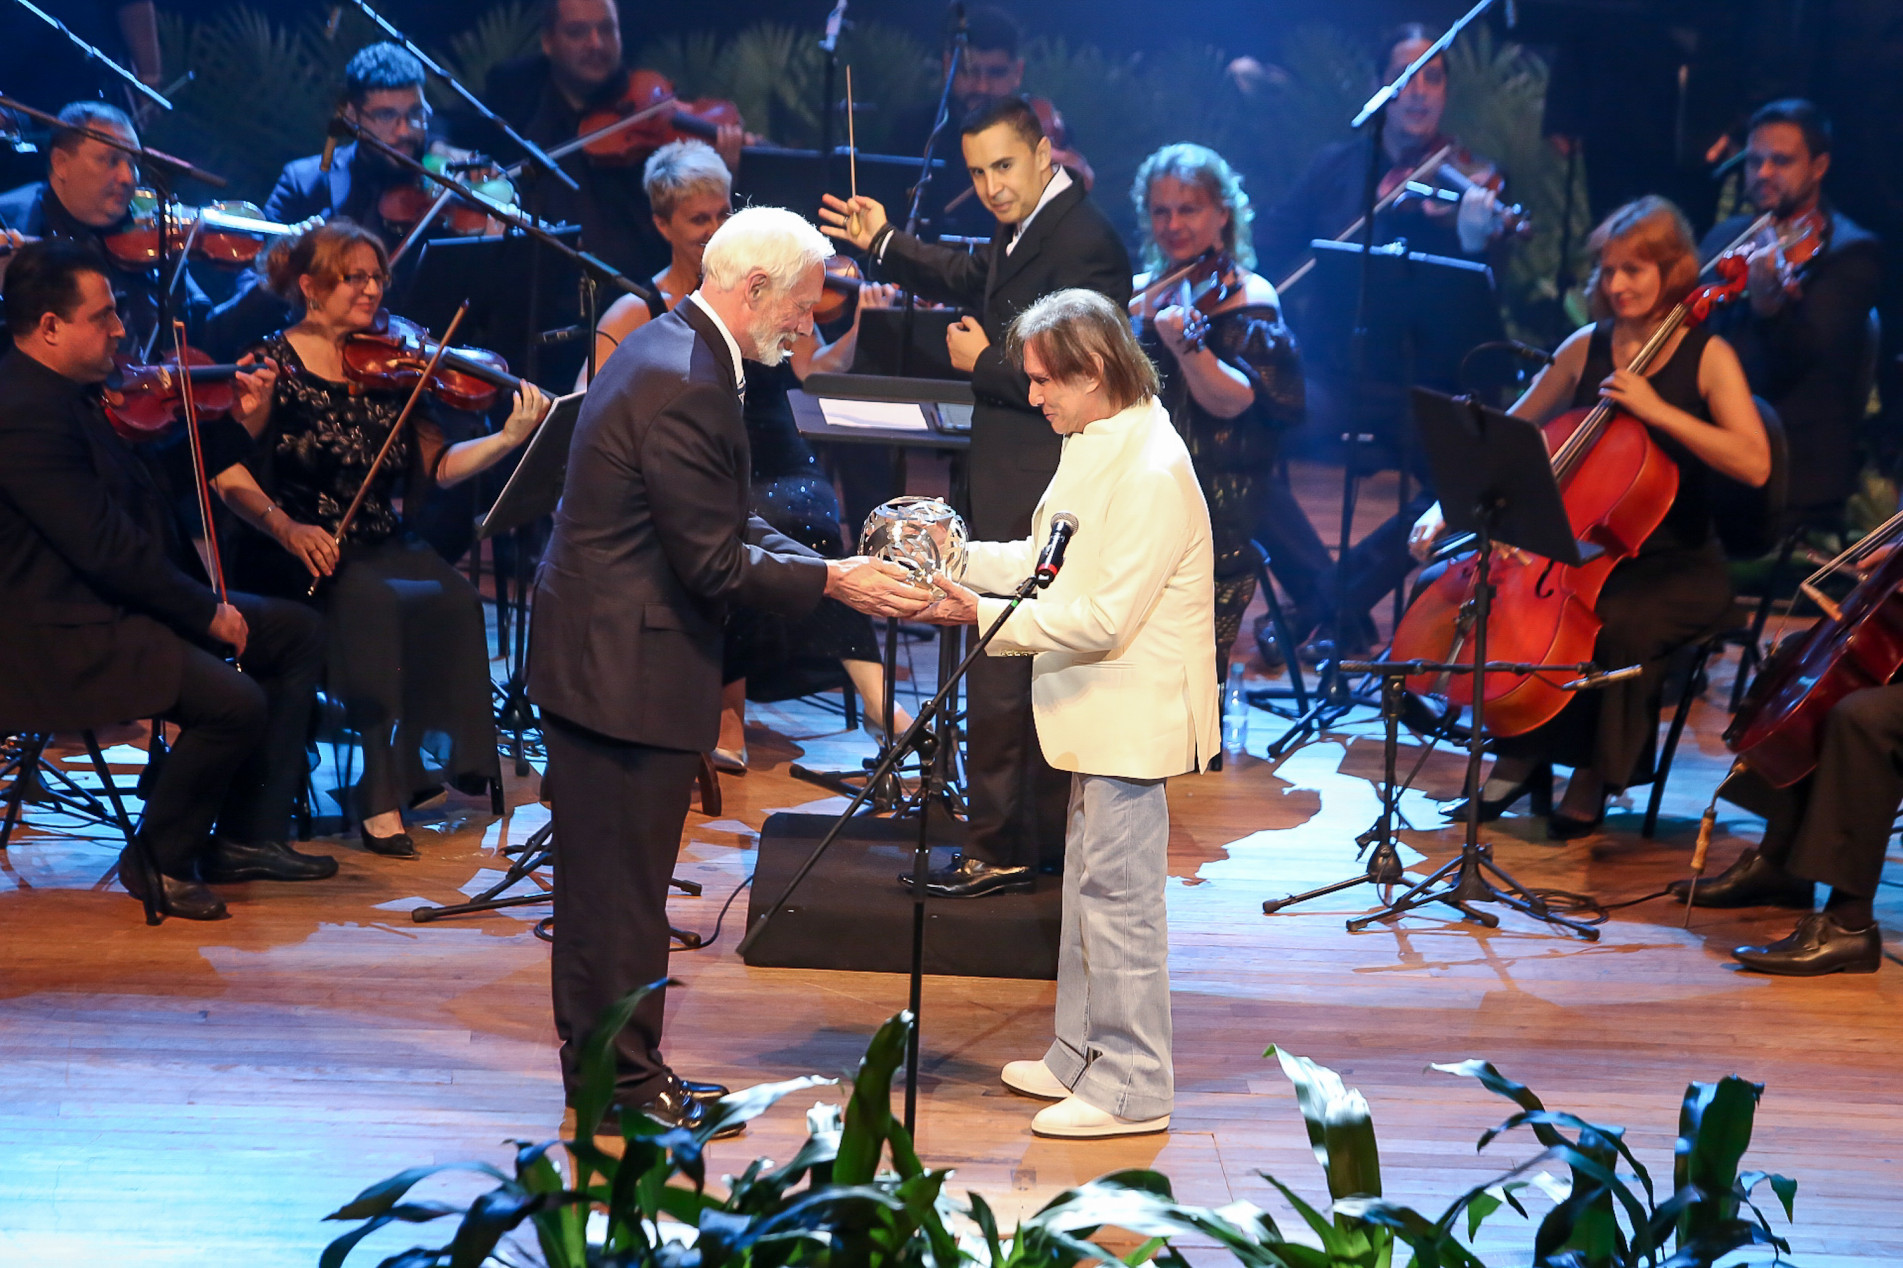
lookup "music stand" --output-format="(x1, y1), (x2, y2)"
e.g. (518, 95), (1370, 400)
(735, 146), (946, 226)
(1266, 240), (1503, 757)
(479, 391), (588, 540)
(1342, 389), (1602, 940)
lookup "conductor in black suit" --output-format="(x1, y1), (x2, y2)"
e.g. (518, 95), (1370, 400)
(527, 207), (928, 1133)
(820, 95), (1133, 900)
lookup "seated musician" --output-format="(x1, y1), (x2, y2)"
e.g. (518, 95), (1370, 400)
(481, 0), (743, 283)
(1665, 683), (1894, 977)
(1409, 197), (1771, 836)
(0, 101), (244, 357)
(583, 140), (911, 769)
(892, 4), (1095, 240)
(208, 222), (548, 858)
(1129, 142), (1302, 684)
(1251, 23), (1519, 664)
(1698, 99), (1882, 525)
(0, 241), (333, 921)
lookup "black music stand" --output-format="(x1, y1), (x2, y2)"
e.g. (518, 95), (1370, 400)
(1341, 389), (1602, 940)
(1266, 240), (1503, 757)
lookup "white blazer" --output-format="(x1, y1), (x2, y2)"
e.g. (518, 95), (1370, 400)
(961, 396), (1219, 779)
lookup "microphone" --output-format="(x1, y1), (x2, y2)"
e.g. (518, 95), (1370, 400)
(1034, 512), (1079, 588)
(324, 5), (344, 40)
(1502, 339), (1555, 366)
(1561, 664), (1643, 692)
(319, 114), (345, 173)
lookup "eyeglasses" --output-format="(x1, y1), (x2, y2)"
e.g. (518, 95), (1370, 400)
(340, 269), (389, 291)
(359, 104), (432, 129)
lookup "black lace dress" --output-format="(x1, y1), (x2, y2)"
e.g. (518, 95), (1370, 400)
(1137, 301), (1305, 676)
(231, 332), (500, 819)
(724, 361), (881, 700)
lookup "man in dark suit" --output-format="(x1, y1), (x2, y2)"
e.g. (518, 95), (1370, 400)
(527, 207), (926, 1132)
(1699, 99), (1883, 521)
(0, 242), (332, 921)
(819, 95), (1131, 900)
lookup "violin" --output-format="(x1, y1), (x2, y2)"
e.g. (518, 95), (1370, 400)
(1389, 250), (1753, 735)
(812, 255), (867, 325)
(335, 311), (531, 413)
(377, 144), (519, 237)
(1130, 248), (1241, 352)
(1743, 207), (1828, 299)
(102, 189), (311, 269)
(574, 69), (744, 166)
(1394, 160), (1533, 239)
(102, 348), (244, 441)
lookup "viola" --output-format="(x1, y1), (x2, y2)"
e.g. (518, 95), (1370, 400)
(1388, 251), (1753, 735)
(336, 311), (530, 413)
(102, 348), (243, 441)
(1725, 514), (1903, 787)
(103, 190), (311, 269)
(574, 69), (745, 166)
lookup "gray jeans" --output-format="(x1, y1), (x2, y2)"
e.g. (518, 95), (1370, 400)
(1043, 772), (1174, 1120)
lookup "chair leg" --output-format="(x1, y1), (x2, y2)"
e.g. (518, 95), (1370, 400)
(1731, 530), (1801, 712)
(1644, 644), (1712, 839)
(0, 733), (52, 850)
(841, 677), (859, 731)
(1252, 540), (1309, 712)
(696, 753), (723, 818)
(82, 729), (138, 849)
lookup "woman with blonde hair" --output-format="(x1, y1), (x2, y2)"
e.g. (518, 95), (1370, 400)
(1409, 195), (1771, 836)
(211, 220), (549, 856)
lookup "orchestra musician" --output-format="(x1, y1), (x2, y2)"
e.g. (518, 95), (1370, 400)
(525, 207), (928, 1134)
(208, 222), (549, 858)
(1698, 99), (1883, 524)
(580, 139), (912, 770)
(1251, 23), (1520, 664)
(895, 5), (1095, 240)
(1130, 142), (1303, 685)
(820, 94), (1132, 901)
(916, 288), (1217, 1138)
(1409, 197), (1770, 836)
(481, 0), (744, 283)
(1668, 684), (1894, 976)
(0, 241), (333, 921)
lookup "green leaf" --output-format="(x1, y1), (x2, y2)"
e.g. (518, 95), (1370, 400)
(573, 980), (669, 1141)
(699, 1074), (837, 1141)
(835, 1011), (912, 1185)
(1674, 1076), (1764, 1243)
(445, 1188), (569, 1268)
(317, 1205), (458, 1268)
(325, 1163), (511, 1222)
(1267, 1045), (1383, 1201)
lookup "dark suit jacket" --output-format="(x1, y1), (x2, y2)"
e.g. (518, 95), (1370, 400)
(873, 173), (1131, 537)
(1700, 208), (1883, 513)
(0, 350), (218, 732)
(527, 298), (827, 750)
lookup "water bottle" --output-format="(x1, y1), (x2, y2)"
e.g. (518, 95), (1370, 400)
(1222, 662), (1249, 752)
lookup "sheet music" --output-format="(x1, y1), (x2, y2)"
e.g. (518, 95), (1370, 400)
(817, 398), (930, 431)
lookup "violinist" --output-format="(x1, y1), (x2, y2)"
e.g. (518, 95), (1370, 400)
(1408, 197), (1770, 837)
(0, 101), (241, 358)
(0, 241), (332, 921)
(1130, 143), (1303, 684)
(893, 6), (1094, 241)
(821, 94), (1130, 902)
(581, 140), (912, 770)
(480, 0), (743, 282)
(209, 222), (549, 859)
(1698, 100), (1882, 521)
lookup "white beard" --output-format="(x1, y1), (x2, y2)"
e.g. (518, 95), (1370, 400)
(748, 313), (796, 367)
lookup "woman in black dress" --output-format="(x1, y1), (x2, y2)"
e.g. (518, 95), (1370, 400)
(211, 221), (549, 855)
(1409, 196), (1771, 836)
(1130, 143), (1305, 680)
(585, 140), (909, 770)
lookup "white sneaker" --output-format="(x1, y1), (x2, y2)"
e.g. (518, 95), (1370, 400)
(1001, 1059), (1070, 1099)
(1030, 1094), (1170, 1139)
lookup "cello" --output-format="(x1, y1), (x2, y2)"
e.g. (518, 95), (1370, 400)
(1388, 250), (1752, 736)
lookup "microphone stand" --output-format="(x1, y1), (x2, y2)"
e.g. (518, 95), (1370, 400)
(7, 0), (170, 112)
(893, 5), (966, 377)
(738, 563), (1047, 1136)
(340, 0), (577, 194)
(1267, 0), (1508, 761)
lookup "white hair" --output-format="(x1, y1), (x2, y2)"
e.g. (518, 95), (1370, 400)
(700, 205), (833, 294)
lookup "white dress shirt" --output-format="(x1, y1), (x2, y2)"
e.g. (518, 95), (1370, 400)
(684, 291), (746, 395)
(1005, 165), (1073, 256)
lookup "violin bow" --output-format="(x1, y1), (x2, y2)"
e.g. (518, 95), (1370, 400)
(170, 319), (238, 669)
(308, 300), (469, 598)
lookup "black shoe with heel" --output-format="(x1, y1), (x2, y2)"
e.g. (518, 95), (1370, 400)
(360, 823), (418, 858)
(1445, 762), (1553, 824)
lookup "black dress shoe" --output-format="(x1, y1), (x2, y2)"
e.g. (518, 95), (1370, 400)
(119, 846), (229, 921)
(898, 855), (1035, 899)
(626, 1078), (744, 1139)
(1546, 805), (1604, 841)
(360, 824), (418, 858)
(199, 837), (339, 883)
(1668, 849), (1813, 909)
(679, 1078), (729, 1102)
(1733, 912), (1882, 977)
(1444, 763), (1553, 825)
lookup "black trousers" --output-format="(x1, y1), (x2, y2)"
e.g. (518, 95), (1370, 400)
(962, 650), (1071, 871)
(543, 710), (702, 1105)
(1748, 683), (1903, 899)
(141, 592), (325, 875)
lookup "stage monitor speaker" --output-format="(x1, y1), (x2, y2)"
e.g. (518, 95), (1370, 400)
(741, 812), (1060, 980)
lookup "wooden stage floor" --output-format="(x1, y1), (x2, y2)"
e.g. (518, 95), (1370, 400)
(2, 462), (1899, 1264)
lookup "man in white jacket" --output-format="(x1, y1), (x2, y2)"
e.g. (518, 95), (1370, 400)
(920, 288), (1219, 1138)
